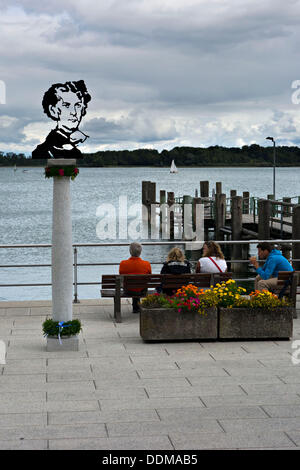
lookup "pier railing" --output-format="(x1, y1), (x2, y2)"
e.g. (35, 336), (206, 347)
(1, 240), (300, 302)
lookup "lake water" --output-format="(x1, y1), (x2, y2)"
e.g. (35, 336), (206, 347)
(0, 166), (299, 301)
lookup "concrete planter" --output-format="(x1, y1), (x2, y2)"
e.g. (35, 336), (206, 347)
(218, 307), (294, 340)
(46, 335), (79, 351)
(140, 307), (218, 341)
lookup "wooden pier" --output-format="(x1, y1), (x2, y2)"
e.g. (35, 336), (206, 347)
(142, 180), (300, 272)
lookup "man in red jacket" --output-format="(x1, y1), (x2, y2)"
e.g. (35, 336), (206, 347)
(119, 242), (152, 313)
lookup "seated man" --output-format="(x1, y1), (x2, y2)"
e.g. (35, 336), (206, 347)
(249, 242), (293, 292)
(119, 242), (152, 313)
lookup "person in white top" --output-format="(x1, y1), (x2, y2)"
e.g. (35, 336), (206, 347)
(196, 241), (227, 273)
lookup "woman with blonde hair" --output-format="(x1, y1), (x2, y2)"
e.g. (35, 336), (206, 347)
(159, 247), (191, 295)
(196, 241), (227, 273)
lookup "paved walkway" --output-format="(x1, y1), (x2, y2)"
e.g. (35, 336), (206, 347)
(1, 299), (300, 450)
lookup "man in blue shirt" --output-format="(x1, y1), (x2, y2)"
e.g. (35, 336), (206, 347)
(249, 242), (293, 292)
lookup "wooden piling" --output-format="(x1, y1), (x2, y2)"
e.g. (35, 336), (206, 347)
(242, 191), (250, 214)
(216, 182), (222, 194)
(182, 195), (194, 240)
(230, 190), (236, 211)
(193, 197), (202, 235)
(159, 190), (166, 238)
(200, 181), (209, 198)
(167, 191), (175, 240)
(283, 197), (292, 217)
(267, 194), (276, 217)
(292, 205), (300, 270)
(258, 199), (271, 239)
(231, 196), (244, 273)
(215, 193), (226, 241)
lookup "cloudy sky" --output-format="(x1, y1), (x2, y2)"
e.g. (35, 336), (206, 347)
(0, 0), (300, 154)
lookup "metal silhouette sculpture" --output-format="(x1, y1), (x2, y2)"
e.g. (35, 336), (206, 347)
(32, 80), (91, 159)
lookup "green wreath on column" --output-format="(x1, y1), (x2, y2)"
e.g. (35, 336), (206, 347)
(45, 166), (79, 180)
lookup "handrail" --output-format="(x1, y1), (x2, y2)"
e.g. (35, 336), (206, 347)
(1, 240), (299, 302)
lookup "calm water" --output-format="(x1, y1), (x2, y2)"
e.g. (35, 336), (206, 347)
(0, 166), (299, 300)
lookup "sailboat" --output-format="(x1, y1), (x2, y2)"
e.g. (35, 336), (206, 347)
(170, 160), (178, 173)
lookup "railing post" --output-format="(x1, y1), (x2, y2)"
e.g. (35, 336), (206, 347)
(73, 246), (80, 303)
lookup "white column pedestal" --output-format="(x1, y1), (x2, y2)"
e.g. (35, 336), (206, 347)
(47, 159), (78, 351)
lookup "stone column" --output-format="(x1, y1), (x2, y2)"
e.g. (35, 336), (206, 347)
(48, 159), (75, 325)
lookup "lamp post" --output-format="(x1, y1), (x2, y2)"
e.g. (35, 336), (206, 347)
(266, 136), (276, 200)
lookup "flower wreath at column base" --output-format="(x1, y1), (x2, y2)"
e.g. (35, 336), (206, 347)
(43, 319), (82, 341)
(45, 166), (79, 180)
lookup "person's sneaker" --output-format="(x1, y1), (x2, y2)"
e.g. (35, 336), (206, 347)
(132, 309), (140, 314)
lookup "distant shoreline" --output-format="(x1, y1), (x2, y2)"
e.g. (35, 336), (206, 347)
(1, 144), (300, 167)
(2, 164), (300, 168)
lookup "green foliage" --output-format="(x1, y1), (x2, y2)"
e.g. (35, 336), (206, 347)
(42, 319), (82, 337)
(141, 293), (172, 308)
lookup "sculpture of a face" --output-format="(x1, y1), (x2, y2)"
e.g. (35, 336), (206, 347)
(50, 90), (85, 133)
(31, 80), (91, 159)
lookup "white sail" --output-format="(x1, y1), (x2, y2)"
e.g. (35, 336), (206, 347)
(170, 160), (178, 173)
(13, 164), (17, 171)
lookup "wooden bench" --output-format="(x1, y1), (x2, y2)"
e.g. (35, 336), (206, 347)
(276, 271), (300, 314)
(101, 272), (233, 322)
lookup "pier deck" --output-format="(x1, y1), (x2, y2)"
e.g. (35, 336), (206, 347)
(1, 298), (300, 450)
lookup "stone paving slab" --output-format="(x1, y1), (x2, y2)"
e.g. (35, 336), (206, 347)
(48, 435), (173, 450)
(0, 440), (48, 450)
(1, 298), (300, 450)
(169, 430), (296, 449)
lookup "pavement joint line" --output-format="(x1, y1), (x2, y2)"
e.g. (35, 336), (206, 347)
(284, 431), (299, 447)
(155, 409), (162, 421)
(259, 405), (272, 418)
(216, 419), (227, 433)
(104, 423), (109, 438)
(167, 435), (175, 450)
(144, 388), (150, 399)
(238, 385), (249, 395)
(277, 376), (287, 384)
(209, 353), (216, 362)
(223, 368), (231, 376)
(198, 397), (208, 408)
(257, 359), (267, 367)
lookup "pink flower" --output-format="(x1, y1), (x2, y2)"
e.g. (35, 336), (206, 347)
(74, 168), (79, 174)
(58, 169), (64, 176)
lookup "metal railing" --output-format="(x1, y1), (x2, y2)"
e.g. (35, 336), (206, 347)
(1, 240), (300, 302)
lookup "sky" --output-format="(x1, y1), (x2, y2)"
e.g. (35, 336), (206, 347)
(1, 0), (300, 155)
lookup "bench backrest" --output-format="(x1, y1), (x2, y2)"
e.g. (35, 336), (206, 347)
(102, 273), (233, 291)
(213, 272), (233, 285)
(277, 271), (300, 286)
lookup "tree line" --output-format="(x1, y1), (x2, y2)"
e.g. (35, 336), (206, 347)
(1, 144), (300, 167)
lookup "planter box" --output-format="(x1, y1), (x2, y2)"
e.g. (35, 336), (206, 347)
(46, 335), (79, 351)
(140, 307), (218, 341)
(218, 307), (294, 340)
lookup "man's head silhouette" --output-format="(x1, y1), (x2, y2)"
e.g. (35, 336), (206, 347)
(32, 80), (91, 159)
(42, 80), (91, 133)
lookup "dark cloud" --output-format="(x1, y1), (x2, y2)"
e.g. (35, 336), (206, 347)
(0, 1), (300, 152)
(82, 112), (178, 145)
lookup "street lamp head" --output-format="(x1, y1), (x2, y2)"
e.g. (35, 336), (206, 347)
(266, 136), (274, 142)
